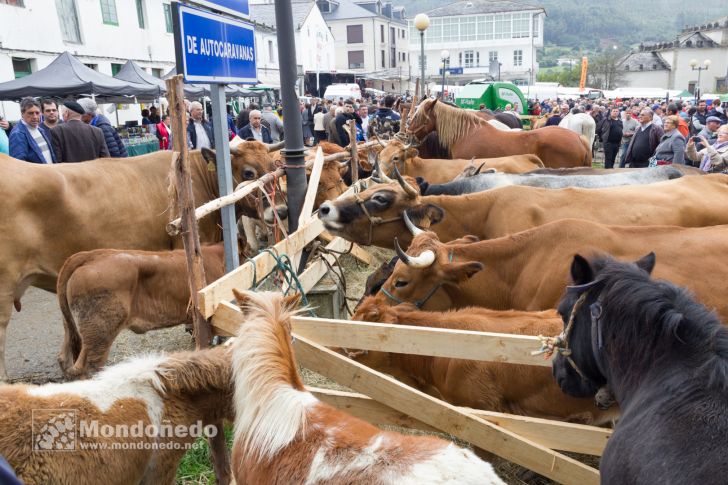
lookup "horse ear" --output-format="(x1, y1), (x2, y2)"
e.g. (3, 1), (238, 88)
(570, 254), (595, 285)
(635, 252), (656, 275)
(232, 288), (250, 307)
(283, 292), (302, 310)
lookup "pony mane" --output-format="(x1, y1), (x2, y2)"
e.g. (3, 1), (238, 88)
(231, 291), (316, 462)
(589, 258), (728, 391)
(415, 100), (486, 150)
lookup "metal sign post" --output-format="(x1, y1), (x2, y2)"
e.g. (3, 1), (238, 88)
(173, 2), (256, 272)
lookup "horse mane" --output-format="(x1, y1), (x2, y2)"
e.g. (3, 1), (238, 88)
(427, 100), (486, 150)
(156, 346), (232, 396)
(230, 290), (313, 461)
(589, 258), (728, 391)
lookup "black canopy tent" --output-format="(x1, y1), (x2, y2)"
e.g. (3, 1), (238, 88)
(0, 52), (161, 102)
(162, 68), (265, 99)
(113, 60), (166, 101)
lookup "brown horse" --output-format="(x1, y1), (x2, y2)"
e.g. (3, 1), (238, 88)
(408, 98), (591, 168)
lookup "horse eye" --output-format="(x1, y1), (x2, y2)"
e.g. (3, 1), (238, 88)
(394, 280), (408, 288)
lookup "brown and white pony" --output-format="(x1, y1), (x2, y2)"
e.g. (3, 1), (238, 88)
(230, 290), (505, 484)
(408, 98), (592, 168)
(0, 347), (233, 485)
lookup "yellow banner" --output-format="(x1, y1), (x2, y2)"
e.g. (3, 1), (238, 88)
(579, 57), (588, 91)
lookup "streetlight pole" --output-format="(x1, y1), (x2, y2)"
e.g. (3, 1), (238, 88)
(440, 49), (449, 100)
(690, 58), (712, 104)
(414, 13), (430, 99)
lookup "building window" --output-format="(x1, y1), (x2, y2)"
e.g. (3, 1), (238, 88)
(163, 4), (173, 33)
(512, 13), (530, 38)
(489, 51), (498, 63)
(111, 63), (123, 76)
(532, 13), (539, 38)
(461, 16), (476, 41)
(347, 24), (363, 43)
(463, 50), (474, 68)
(0, 0), (25, 6)
(380, 25), (384, 43)
(152, 68), (163, 78)
(12, 58), (33, 78)
(348, 50), (364, 69)
(390, 26), (395, 45)
(268, 40), (275, 63)
(135, 0), (145, 29)
(390, 47), (396, 67)
(381, 49), (385, 68)
(513, 49), (523, 67)
(55, 0), (82, 43)
(84, 63), (98, 71)
(100, 0), (118, 26)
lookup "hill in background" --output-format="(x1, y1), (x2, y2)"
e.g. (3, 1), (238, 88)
(393, 0), (727, 50)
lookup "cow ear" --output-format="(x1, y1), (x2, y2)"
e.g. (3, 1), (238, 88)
(406, 148), (419, 158)
(360, 155), (374, 172)
(407, 203), (444, 229)
(201, 147), (216, 164)
(635, 252), (656, 275)
(570, 254), (595, 285)
(443, 261), (484, 283)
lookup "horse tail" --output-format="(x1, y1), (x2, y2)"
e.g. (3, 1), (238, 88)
(57, 252), (93, 364)
(579, 135), (593, 167)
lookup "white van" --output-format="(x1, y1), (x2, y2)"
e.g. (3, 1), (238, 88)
(323, 83), (362, 101)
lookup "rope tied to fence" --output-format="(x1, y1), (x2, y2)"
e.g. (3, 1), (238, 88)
(257, 248), (316, 317)
(307, 240), (354, 317)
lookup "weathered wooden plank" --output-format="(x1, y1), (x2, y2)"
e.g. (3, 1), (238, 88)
(308, 387), (610, 456)
(293, 335), (600, 485)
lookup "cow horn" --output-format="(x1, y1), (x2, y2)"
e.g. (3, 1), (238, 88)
(374, 159), (393, 183)
(473, 162), (486, 175)
(402, 210), (425, 236)
(394, 237), (435, 268)
(267, 141), (285, 152)
(393, 165), (418, 198)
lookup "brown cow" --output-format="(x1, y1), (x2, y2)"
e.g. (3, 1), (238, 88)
(1, 346), (233, 484)
(374, 139), (544, 183)
(57, 244), (227, 378)
(0, 141), (274, 381)
(318, 172), (728, 248)
(352, 298), (617, 425)
(373, 219), (728, 321)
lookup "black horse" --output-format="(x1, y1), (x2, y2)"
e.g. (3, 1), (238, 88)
(553, 253), (728, 484)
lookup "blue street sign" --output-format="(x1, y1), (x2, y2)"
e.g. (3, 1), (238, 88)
(439, 67), (464, 75)
(188, 0), (249, 19)
(173, 4), (257, 84)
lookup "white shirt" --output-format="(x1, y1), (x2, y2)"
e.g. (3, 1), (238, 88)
(652, 116), (663, 128)
(23, 121), (52, 163)
(313, 111), (326, 131)
(250, 125), (263, 142)
(194, 121), (211, 149)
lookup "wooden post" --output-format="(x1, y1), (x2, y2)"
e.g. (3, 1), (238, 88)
(348, 119), (359, 183)
(166, 75), (230, 484)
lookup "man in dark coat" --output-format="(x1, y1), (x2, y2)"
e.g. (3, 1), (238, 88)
(77, 98), (127, 158)
(335, 101), (362, 148)
(624, 108), (663, 168)
(237, 109), (272, 143)
(51, 101), (109, 163)
(599, 108), (623, 169)
(9, 97), (56, 163)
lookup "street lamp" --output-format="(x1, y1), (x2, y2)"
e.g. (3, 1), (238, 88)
(414, 13), (430, 98)
(440, 49), (450, 100)
(689, 58), (711, 103)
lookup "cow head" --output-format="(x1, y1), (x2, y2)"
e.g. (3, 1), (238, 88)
(318, 169), (443, 248)
(201, 140), (277, 185)
(371, 215), (483, 311)
(377, 138), (420, 177)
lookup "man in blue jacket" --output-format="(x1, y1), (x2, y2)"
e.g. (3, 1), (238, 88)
(9, 97), (55, 163)
(77, 98), (128, 158)
(237, 109), (272, 143)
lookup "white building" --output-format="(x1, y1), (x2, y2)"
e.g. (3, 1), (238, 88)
(0, 0), (280, 120)
(408, 0), (545, 87)
(618, 17), (728, 96)
(317, 0), (410, 92)
(249, 0), (336, 92)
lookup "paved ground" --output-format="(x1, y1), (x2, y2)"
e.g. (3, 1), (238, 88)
(7, 287), (193, 383)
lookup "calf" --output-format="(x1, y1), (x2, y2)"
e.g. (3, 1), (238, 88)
(352, 298), (617, 425)
(57, 245), (226, 378)
(0, 346), (233, 485)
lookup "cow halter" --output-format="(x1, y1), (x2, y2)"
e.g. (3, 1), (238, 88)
(380, 251), (453, 309)
(354, 194), (403, 246)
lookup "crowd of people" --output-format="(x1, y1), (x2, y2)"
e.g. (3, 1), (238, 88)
(3, 91), (726, 174)
(532, 96), (728, 172)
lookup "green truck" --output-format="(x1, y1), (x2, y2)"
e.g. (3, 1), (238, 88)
(455, 81), (528, 115)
